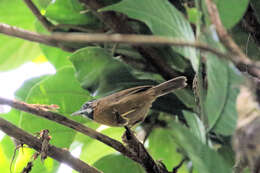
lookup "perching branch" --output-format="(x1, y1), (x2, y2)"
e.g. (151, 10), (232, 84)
(123, 127), (170, 173)
(0, 97), (173, 173)
(0, 117), (101, 173)
(0, 97), (137, 163)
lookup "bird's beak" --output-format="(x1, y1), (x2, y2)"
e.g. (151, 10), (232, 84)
(71, 109), (89, 116)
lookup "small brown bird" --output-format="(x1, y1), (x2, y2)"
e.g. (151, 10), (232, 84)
(72, 76), (187, 127)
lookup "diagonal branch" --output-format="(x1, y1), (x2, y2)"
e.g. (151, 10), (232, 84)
(0, 97), (138, 163)
(0, 117), (101, 173)
(0, 97), (173, 172)
(205, 0), (260, 78)
(23, 0), (54, 32)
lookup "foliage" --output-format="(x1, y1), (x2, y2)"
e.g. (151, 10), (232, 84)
(0, 0), (255, 172)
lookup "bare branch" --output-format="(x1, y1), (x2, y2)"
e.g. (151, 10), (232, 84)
(1, 22), (260, 78)
(205, 0), (260, 78)
(0, 117), (101, 173)
(0, 23), (58, 47)
(0, 23), (235, 61)
(0, 97), (138, 163)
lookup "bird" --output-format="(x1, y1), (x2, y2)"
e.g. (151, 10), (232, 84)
(72, 76), (187, 127)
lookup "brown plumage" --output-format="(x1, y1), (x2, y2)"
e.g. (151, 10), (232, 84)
(72, 76), (187, 127)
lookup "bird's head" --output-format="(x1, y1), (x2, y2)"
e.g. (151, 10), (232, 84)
(71, 100), (94, 120)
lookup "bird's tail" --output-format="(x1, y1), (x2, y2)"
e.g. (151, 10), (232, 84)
(152, 76), (187, 97)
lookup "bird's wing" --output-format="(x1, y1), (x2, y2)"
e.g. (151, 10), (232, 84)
(103, 85), (153, 103)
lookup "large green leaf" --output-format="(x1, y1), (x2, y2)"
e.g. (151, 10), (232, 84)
(147, 128), (188, 172)
(205, 56), (229, 131)
(17, 67), (92, 172)
(0, 0), (41, 71)
(35, 21), (72, 69)
(205, 57), (241, 135)
(202, 31), (242, 135)
(211, 64), (243, 135)
(183, 111), (206, 143)
(0, 136), (13, 173)
(93, 154), (145, 173)
(79, 127), (125, 165)
(69, 47), (154, 96)
(45, 0), (98, 25)
(215, 0), (249, 29)
(171, 122), (232, 173)
(101, 0), (198, 71)
(0, 75), (49, 126)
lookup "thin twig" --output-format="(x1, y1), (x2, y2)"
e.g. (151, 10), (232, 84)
(23, 0), (54, 32)
(0, 97), (138, 163)
(0, 117), (101, 173)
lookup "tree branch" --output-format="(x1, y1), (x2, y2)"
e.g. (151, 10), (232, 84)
(0, 23), (58, 47)
(0, 97), (138, 163)
(0, 23), (238, 63)
(0, 97), (174, 172)
(0, 117), (101, 173)
(205, 0), (260, 78)
(23, 0), (54, 32)
(123, 127), (170, 173)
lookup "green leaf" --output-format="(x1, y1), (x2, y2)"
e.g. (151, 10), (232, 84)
(101, 0), (198, 71)
(211, 64), (243, 135)
(202, 31), (243, 135)
(18, 67), (92, 172)
(171, 122), (232, 173)
(69, 47), (154, 96)
(79, 127), (125, 164)
(0, 136), (12, 173)
(0, 135), (15, 162)
(15, 75), (49, 101)
(0, 0), (41, 71)
(45, 0), (98, 25)
(215, 0), (249, 29)
(93, 154), (145, 173)
(205, 56), (229, 131)
(183, 111), (206, 143)
(35, 21), (72, 69)
(148, 128), (188, 172)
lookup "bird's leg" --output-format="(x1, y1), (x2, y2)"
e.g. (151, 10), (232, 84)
(113, 109), (127, 126)
(124, 126), (132, 140)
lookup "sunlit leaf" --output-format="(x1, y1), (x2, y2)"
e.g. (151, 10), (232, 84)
(94, 154), (145, 173)
(171, 122), (232, 173)
(0, 0), (41, 71)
